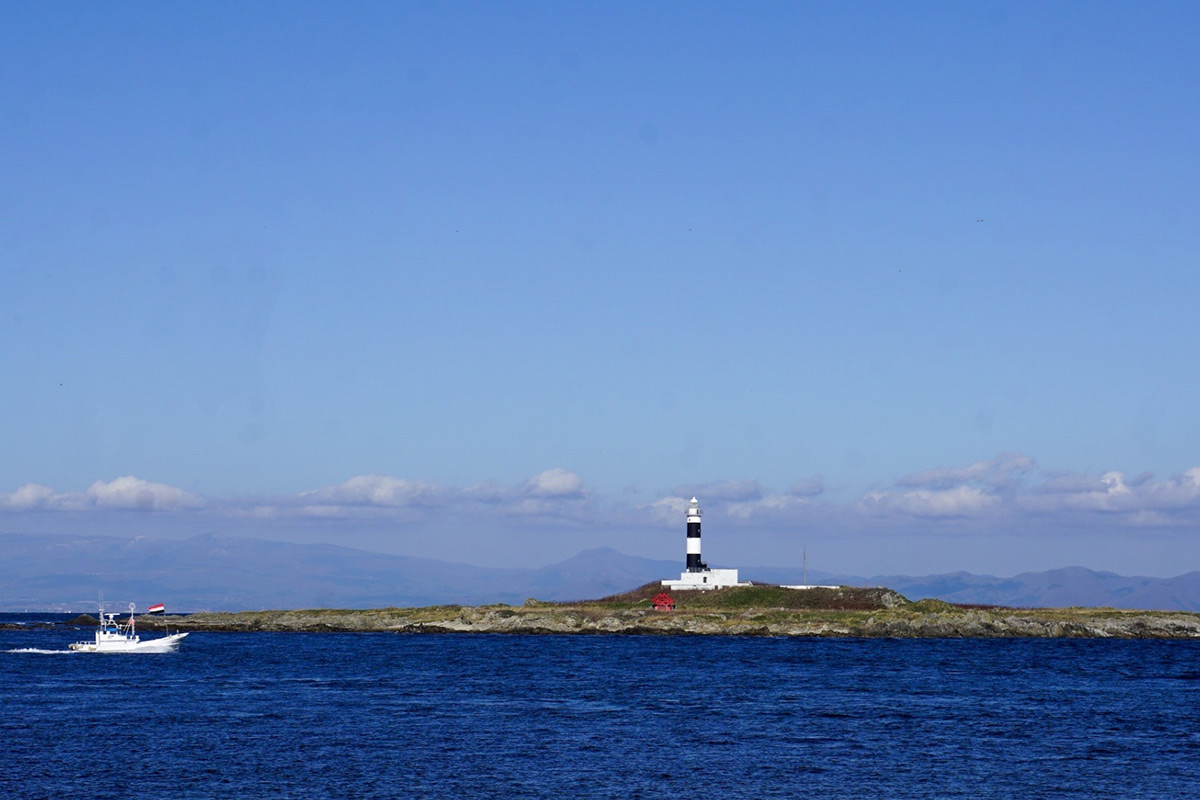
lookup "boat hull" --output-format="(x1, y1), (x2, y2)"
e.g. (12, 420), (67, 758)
(69, 632), (188, 654)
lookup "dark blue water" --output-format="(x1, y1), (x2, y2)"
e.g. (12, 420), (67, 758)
(4, 627), (1200, 799)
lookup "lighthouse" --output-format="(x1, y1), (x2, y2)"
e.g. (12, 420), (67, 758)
(662, 496), (749, 591)
(685, 497), (707, 572)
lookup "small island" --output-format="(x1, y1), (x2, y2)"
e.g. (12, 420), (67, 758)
(134, 583), (1200, 638)
(132, 497), (1200, 639)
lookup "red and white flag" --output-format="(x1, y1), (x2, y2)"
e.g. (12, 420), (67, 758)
(147, 603), (166, 614)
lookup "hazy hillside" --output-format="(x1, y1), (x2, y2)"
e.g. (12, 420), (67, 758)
(867, 567), (1200, 611)
(0, 533), (678, 611)
(1, 532), (1197, 612)
(747, 565), (1200, 612)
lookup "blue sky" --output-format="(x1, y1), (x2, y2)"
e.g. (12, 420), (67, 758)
(3, 2), (1200, 576)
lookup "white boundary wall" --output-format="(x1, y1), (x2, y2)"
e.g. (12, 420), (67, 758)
(662, 568), (749, 591)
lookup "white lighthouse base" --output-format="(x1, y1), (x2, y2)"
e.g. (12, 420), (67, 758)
(662, 568), (748, 592)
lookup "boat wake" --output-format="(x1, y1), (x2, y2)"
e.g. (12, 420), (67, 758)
(6, 647), (79, 655)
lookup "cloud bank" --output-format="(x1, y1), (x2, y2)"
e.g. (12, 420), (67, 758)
(855, 455), (1200, 526)
(5, 456), (1200, 535)
(0, 476), (199, 512)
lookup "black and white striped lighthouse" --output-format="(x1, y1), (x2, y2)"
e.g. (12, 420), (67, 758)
(663, 495), (744, 591)
(685, 496), (708, 572)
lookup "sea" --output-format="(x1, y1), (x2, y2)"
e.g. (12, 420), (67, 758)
(3, 613), (1200, 799)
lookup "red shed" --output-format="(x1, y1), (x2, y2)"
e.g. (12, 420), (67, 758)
(652, 592), (675, 611)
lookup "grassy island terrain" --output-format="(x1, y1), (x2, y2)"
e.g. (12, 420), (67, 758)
(130, 583), (1200, 639)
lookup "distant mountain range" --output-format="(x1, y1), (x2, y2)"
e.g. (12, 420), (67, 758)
(3, 532), (1199, 613)
(0, 532), (680, 611)
(758, 566), (1200, 614)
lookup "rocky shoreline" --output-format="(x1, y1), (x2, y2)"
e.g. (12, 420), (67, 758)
(121, 584), (1200, 639)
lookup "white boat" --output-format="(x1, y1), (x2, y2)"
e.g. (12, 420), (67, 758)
(69, 602), (188, 653)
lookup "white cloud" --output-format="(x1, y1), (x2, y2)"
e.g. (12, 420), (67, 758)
(256, 475), (450, 520)
(724, 493), (813, 519)
(860, 484), (1001, 518)
(461, 481), (506, 503)
(639, 495), (689, 526)
(298, 475), (440, 508)
(237, 468), (591, 522)
(0, 483), (62, 511)
(897, 453), (1034, 490)
(523, 468), (585, 499)
(862, 457), (1200, 527)
(1145, 467), (1200, 507)
(641, 484), (817, 525)
(1022, 467), (1200, 518)
(86, 476), (199, 510)
(490, 469), (592, 523)
(1029, 470), (1134, 513)
(1, 477), (197, 512)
